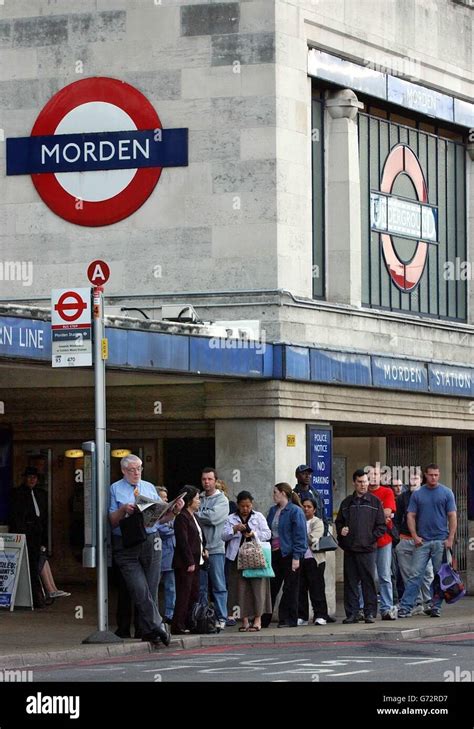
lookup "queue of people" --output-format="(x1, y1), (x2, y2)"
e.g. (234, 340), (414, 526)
(335, 463), (458, 622)
(8, 456), (458, 641)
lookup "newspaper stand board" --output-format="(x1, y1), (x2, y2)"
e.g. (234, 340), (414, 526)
(0, 533), (33, 611)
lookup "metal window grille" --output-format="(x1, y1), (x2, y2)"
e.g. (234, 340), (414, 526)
(359, 113), (467, 320)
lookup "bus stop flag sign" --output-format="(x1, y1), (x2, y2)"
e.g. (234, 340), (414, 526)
(51, 288), (92, 368)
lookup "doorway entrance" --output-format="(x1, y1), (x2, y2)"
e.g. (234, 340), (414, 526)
(163, 438), (215, 497)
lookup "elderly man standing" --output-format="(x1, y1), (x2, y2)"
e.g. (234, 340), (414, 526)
(109, 455), (183, 647)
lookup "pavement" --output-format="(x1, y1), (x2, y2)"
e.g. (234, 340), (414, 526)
(1, 584), (473, 669)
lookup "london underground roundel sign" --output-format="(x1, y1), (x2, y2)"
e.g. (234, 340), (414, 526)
(370, 144), (438, 292)
(6, 77), (188, 226)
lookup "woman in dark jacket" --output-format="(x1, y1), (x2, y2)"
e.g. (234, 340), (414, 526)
(171, 486), (207, 635)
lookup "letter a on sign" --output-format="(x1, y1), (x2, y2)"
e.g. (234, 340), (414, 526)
(87, 259), (110, 286)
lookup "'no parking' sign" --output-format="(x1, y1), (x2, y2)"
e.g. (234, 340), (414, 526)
(6, 77), (188, 226)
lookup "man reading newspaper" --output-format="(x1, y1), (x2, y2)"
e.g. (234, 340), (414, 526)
(136, 491), (188, 528)
(109, 455), (184, 647)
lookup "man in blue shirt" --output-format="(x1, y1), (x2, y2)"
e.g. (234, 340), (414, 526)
(397, 464), (457, 618)
(109, 455), (184, 647)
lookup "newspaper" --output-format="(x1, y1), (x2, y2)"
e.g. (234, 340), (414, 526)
(135, 491), (186, 528)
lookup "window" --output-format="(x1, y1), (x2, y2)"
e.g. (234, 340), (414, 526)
(312, 97), (325, 299)
(359, 113), (467, 320)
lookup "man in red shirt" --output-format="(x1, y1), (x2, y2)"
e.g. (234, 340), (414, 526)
(366, 465), (397, 620)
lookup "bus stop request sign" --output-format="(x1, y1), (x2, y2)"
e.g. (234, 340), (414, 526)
(51, 288), (92, 368)
(6, 77), (188, 226)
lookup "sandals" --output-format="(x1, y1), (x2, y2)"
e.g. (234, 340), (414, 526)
(247, 626), (261, 632)
(239, 626), (249, 632)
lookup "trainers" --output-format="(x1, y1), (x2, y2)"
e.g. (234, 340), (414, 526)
(364, 615), (376, 624)
(429, 609), (441, 618)
(357, 610), (365, 622)
(225, 618), (237, 627)
(397, 609), (412, 618)
(381, 609), (397, 620)
(342, 616), (358, 624)
(217, 619), (226, 630)
(325, 616), (337, 623)
(297, 619), (308, 626)
(314, 618), (327, 626)
(411, 605), (424, 616)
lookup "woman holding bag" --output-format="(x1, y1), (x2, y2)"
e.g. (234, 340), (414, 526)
(222, 491), (272, 631)
(298, 497), (336, 626)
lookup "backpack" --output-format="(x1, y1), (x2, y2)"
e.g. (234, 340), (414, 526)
(190, 600), (219, 634)
(432, 550), (466, 605)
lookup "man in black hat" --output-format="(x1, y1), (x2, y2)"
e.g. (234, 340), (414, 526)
(9, 467), (48, 608)
(294, 465), (329, 535)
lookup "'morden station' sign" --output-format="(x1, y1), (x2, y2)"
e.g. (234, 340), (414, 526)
(370, 144), (438, 293)
(6, 77), (188, 226)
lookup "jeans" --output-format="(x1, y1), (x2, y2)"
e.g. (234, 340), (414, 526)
(398, 540), (445, 613)
(112, 533), (163, 638)
(199, 553), (228, 622)
(160, 570), (176, 621)
(396, 539), (433, 606)
(375, 543), (394, 614)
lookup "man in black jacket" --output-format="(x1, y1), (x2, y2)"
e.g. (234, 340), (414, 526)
(9, 467), (48, 608)
(335, 469), (386, 623)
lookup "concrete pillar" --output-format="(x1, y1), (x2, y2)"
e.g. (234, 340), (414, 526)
(468, 144), (474, 325)
(369, 437), (387, 472)
(325, 88), (364, 307)
(215, 419), (306, 511)
(433, 436), (453, 487)
(215, 418), (336, 616)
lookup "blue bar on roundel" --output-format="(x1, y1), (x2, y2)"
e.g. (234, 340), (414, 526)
(6, 128), (188, 175)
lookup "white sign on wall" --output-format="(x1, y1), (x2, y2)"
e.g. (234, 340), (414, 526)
(0, 533), (33, 611)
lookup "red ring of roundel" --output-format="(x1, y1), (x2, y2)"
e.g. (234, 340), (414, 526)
(31, 77), (162, 227)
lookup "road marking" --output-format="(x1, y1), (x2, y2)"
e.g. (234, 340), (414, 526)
(330, 670), (372, 677)
(404, 658), (449, 665)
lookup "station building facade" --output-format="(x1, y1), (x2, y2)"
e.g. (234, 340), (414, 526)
(0, 0), (473, 596)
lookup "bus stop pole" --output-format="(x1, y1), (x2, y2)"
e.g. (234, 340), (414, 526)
(93, 285), (107, 632)
(83, 286), (120, 643)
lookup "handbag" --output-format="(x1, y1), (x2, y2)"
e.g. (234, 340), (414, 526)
(190, 598), (219, 634)
(242, 541), (275, 579)
(311, 533), (338, 553)
(119, 508), (147, 548)
(432, 549), (466, 605)
(237, 537), (266, 570)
